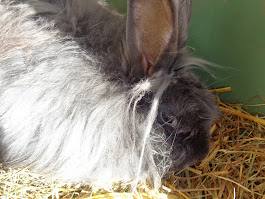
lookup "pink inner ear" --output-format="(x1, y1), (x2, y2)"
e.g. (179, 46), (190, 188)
(133, 0), (175, 74)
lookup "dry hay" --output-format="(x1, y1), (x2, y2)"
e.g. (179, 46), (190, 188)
(0, 87), (265, 199)
(164, 98), (265, 198)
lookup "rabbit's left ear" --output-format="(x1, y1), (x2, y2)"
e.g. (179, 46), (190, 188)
(126, 0), (190, 77)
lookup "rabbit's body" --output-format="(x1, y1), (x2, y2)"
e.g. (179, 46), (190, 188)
(0, 0), (219, 188)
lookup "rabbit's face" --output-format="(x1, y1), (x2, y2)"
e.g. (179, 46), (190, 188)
(156, 76), (218, 170)
(125, 0), (218, 171)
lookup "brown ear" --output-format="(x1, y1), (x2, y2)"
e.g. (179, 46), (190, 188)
(126, 0), (179, 76)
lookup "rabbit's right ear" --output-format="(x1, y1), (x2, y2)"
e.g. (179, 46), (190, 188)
(126, 0), (192, 78)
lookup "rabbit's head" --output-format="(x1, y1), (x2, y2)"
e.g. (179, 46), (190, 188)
(125, 0), (219, 170)
(157, 74), (219, 170)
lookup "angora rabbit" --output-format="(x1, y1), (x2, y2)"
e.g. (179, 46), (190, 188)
(0, 0), (219, 188)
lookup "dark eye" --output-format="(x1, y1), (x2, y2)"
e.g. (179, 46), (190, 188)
(159, 111), (177, 127)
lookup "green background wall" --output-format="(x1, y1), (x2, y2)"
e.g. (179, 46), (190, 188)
(107, 0), (265, 113)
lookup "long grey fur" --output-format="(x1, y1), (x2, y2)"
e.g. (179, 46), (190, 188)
(0, 0), (219, 188)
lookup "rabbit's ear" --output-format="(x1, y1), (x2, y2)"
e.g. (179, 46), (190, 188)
(126, 0), (191, 76)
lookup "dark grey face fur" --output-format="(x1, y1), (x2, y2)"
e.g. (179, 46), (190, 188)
(137, 66), (219, 172)
(157, 71), (219, 170)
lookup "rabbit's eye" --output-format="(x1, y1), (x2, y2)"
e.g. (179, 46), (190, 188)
(161, 112), (174, 123)
(159, 111), (177, 127)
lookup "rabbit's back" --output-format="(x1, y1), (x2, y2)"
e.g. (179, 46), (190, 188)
(33, 0), (128, 75)
(0, 2), (102, 166)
